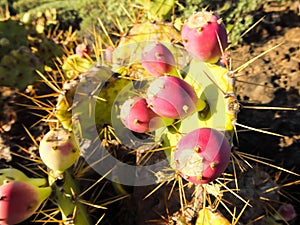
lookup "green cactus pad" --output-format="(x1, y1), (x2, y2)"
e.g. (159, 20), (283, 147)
(182, 59), (236, 134)
(135, 0), (175, 20)
(55, 79), (79, 130)
(113, 22), (187, 74)
(95, 75), (131, 128)
(0, 19), (28, 59)
(62, 54), (94, 80)
(0, 47), (43, 89)
(156, 60), (237, 168)
(56, 66), (131, 138)
(34, 38), (64, 67)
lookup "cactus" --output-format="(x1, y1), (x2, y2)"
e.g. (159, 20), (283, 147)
(0, 46), (43, 89)
(6, 1), (299, 225)
(47, 170), (92, 225)
(38, 129), (91, 225)
(55, 66), (131, 131)
(0, 19), (28, 59)
(135, 0), (175, 20)
(0, 17), (64, 89)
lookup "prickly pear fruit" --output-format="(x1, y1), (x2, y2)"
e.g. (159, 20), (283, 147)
(0, 181), (51, 225)
(113, 22), (185, 72)
(277, 204), (297, 222)
(174, 128), (231, 184)
(146, 76), (198, 119)
(39, 128), (80, 173)
(0, 168), (47, 187)
(141, 42), (176, 77)
(120, 96), (163, 133)
(181, 10), (228, 63)
(104, 46), (114, 64)
(75, 43), (91, 58)
(196, 208), (231, 225)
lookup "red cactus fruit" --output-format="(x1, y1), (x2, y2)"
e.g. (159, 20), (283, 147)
(146, 76), (198, 119)
(174, 128), (231, 184)
(278, 204), (297, 221)
(141, 42), (176, 77)
(75, 43), (91, 58)
(39, 128), (80, 173)
(104, 46), (114, 63)
(0, 181), (51, 225)
(181, 10), (228, 63)
(120, 96), (163, 133)
(218, 52), (231, 67)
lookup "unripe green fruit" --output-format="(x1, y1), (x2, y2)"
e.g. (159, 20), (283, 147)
(39, 128), (80, 173)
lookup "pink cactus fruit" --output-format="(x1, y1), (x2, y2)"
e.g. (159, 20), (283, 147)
(181, 10), (228, 63)
(141, 42), (176, 77)
(39, 128), (80, 173)
(104, 46), (114, 63)
(278, 204), (297, 221)
(174, 128), (231, 184)
(146, 76), (198, 119)
(0, 181), (50, 225)
(75, 43), (91, 58)
(219, 52), (231, 67)
(120, 96), (163, 133)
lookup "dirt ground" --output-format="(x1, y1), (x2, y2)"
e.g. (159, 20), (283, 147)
(230, 2), (300, 175)
(230, 3), (300, 224)
(0, 2), (300, 225)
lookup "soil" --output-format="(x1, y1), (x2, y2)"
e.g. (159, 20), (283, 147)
(0, 2), (300, 225)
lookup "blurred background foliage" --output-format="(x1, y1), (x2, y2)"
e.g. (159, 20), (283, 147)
(0, 0), (291, 46)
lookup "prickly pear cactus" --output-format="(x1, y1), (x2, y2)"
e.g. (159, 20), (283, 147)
(0, 17), (64, 89)
(0, 19), (43, 89)
(14, 1), (299, 225)
(0, 19), (28, 59)
(0, 46), (43, 89)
